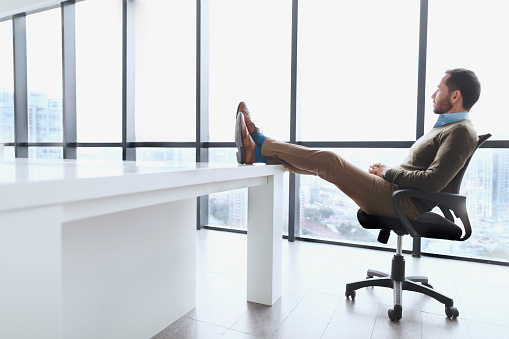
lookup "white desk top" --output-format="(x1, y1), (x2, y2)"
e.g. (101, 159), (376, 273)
(0, 159), (284, 214)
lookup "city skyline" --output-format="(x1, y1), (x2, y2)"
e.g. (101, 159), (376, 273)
(1, 88), (508, 260)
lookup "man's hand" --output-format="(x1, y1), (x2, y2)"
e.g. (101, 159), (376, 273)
(369, 163), (389, 178)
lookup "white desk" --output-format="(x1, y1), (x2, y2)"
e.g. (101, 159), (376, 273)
(0, 159), (285, 339)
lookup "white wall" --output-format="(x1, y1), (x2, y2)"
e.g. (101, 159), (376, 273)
(0, 0), (63, 19)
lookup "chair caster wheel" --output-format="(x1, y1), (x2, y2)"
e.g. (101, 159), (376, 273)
(345, 289), (356, 299)
(388, 305), (402, 321)
(445, 306), (459, 318)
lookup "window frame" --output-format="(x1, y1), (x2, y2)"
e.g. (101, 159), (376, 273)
(2, 0), (508, 265)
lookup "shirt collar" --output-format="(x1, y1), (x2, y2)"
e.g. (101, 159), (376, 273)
(434, 112), (469, 128)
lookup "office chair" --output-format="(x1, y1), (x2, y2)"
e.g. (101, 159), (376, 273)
(345, 133), (491, 321)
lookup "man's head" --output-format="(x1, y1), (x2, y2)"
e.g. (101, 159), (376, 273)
(431, 68), (481, 114)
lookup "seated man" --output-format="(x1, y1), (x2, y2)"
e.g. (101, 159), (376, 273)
(235, 68), (481, 220)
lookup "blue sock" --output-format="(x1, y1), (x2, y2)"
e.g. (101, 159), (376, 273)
(254, 145), (267, 163)
(251, 130), (267, 147)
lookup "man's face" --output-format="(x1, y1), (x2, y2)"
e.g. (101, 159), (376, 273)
(431, 74), (453, 114)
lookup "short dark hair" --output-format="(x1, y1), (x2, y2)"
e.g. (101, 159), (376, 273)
(444, 68), (481, 111)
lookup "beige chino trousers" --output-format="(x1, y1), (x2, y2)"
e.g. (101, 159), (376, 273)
(261, 138), (420, 220)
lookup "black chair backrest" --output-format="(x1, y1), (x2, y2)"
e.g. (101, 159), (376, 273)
(447, 133), (492, 194)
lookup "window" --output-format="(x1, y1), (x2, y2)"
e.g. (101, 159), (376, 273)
(208, 149), (247, 228)
(209, 187), (248, 229)
(28, 147), (63, 159)
(135, 0), (196, 142)
(26, 8), (63, 143)
(207, 0), (291, 233)
(0, 20), (14, 143)
(208, 148), (290, 234)
(426, 0), (509, 139)
(422, 149), (509, 260)
(3, 0), (508, 263)
(424, 0), (509, 260)
(76, 0), (122, 142)
(136, 148), (195, 164)
(3, 146), (15, 160)
(208, 0), (292, 142)
(77, 147), (122, 161)
(298, 0), (420, 141)
(299, 148), (411, 250)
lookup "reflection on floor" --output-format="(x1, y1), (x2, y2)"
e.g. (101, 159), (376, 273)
(153, 229), (509, 339)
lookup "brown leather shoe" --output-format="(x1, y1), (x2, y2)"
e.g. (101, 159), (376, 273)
(235, 112), (255, 164)
(236, 101), (260, 136)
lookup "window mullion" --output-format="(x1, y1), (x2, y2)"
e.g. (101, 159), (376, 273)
(416, 0), (428, 140)
(61, 1), (77, 159)
(413, 0), (429, 257)
(288, 0), (300, 242)
(197, 0), (210, 230)
(122, 0), (135, 160)
(12, 14), (28, 158)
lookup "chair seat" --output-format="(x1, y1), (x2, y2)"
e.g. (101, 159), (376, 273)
(357, 210), (463, 242)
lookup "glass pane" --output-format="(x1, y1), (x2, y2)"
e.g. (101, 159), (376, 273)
(76, 0), (122, 142)
(3, 146), (15, 161)
(26, 9), (63, 143)
(77, 147), (122, 161)
(209, 0), (292, 142)
(299, 0), (419, 141)
(136, 148), (195, 164)
(208, 147), (239, 164)
(299, 148), (411, 250)
(423, 149), (509, 261)
(135, 0), (196, 142)
(209, 148), (247, 229)
(208, 148), (290, 234)
(426, 0), (509, 139)
(28, 147), (63, 159)
(0, 20), (14, 143)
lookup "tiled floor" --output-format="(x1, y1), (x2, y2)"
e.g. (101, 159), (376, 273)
(152, 230), (509, 339)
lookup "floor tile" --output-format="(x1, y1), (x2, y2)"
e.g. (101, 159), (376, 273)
(193, 285), (250, 328)
(455, 281), (508, 326)
(493, 285), (509, 315)
(151, 316), (193, 339)
(481, 263), (509, 288)
(371, 303), (422, 339)
(466, 319), (509, 339)
(281, 258), (329, 291)
(220, 329), (265, 338)
(231, 286), (308, 338)
(194, 271), (245, 310)
(270, 291), (340, 339)
(321, 299), (379, 339)
(160, 230), (509, 339)
(421, 311), (470, 339)
(159, 320), (227, 339)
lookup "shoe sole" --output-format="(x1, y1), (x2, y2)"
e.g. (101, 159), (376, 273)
(236, 102), (243, 115)
(235, 113), (246, 164)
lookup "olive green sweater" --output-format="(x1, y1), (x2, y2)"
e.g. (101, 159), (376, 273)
(384, 119), (478, 214)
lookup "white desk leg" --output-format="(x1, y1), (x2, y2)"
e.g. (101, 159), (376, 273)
(0, 206), (63, 338)
(247, 173), (283, 305)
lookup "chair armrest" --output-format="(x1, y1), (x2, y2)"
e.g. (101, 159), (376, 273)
(391, 189), (472, 241)
(438, 205), (455, 222)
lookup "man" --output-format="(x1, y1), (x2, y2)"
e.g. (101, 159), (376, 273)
(235, 68), (481, 220)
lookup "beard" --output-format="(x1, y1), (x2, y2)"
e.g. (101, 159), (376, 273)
(433, 98), (453, 114)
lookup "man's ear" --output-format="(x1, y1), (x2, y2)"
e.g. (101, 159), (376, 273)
(450, 90), (462, 104)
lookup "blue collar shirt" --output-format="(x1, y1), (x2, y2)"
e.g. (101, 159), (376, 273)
(433, 112), (470, 128)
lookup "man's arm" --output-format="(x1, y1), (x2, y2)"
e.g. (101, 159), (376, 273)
(384, 128), (477, 193)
